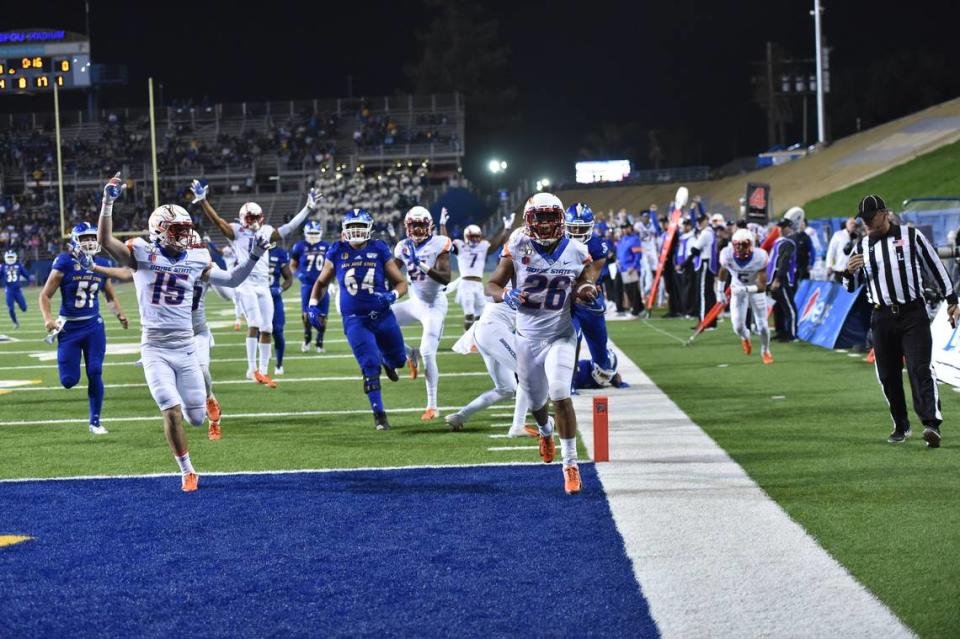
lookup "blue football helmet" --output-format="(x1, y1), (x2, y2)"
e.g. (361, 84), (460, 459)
(564, 203), (594, 241)
(304, 220), (323, 244)
(4, 250), (17, 265)
(341, 209), (374, 244)
(70, 222), (101, 257)
(591, 348), (618, 386)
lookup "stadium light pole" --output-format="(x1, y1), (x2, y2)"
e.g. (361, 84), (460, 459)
(813, 0), (826, 144)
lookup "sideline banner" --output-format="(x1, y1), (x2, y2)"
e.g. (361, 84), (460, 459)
(931, 305), (960, 387)
(794, 280), (867, 349)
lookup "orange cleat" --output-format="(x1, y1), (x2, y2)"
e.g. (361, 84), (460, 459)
(206, 396), (221, 422)
(233, 320), (241, 331)
(181, 472), (199, 493)
(421, 408), (439, 421)
(563, 465), (582, 495)
(254, 371), (277, 388)
(741, 338), (752, 355)
(408, 359), (419, 380)
(762, 352), (774, 365)
(208, 420), (221, 441)
(539, 433), (556, 464)
(522, 426), (540, 438)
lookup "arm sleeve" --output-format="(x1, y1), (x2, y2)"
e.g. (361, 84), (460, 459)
(914, 228), (958, 304)
(207, 254), (260, 287)
(277, 206), (311, 240)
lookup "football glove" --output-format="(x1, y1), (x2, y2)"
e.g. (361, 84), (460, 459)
(305, 187), (322, 211)
(306, 303), (325, 330)
(103, 172), (126, 204)
(374, 291), (398, 310)
(190, 178), (208, 204)
(439, 207), (450, 227)
(503, 288), (525, 310)
(502, 212), (515, 229)
(250, 233), (271, 259)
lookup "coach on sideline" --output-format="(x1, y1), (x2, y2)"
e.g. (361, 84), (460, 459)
(844, 194), (960, 447)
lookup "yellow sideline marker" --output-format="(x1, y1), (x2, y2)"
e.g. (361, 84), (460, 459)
(0, 535), (32, 548)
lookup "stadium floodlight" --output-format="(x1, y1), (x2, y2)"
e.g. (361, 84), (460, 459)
(488, 159), (504, 174)
(500, 160), (508, 171)
(540, 178), (550, 188)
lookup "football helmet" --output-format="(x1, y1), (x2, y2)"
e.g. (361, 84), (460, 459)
(784, 206), (805, 229)
(524, 193), (565, 244)
(731, 228), (754, 261)
(189, 230), (204, 249)
(464, 224), (483, 246)
(304, 220), (323, 244)
(591, 349), (619, 386)
(564, 203), (595, 241)
(4, 250), (17, 265)
(710, 213), (726, 228)
(342, 208), (374, 245)
(239, 202), (265, 231)
(404, 206), (434, 241)
(70, 222), (101, 257)
(149, 204), (194, 251)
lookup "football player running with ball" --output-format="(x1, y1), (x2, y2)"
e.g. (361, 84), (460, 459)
(307, 209), (409, 431)
(392, 206), (452, 421)
(191, 179), (319, 387)
(97, 172), (267, 492)
(486, 193), (597, 495)
(717, 228), (773, 364)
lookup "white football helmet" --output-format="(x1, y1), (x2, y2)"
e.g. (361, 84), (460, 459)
(189, 230), (203, 249)
(591, 349), (619, 386)
(405, 206), (434, 241)
(239, 202), (265, 231)
(524, 193), (564, 244)
(464, 224), (483, 245)
(731, 228), (754, 260)
(149, 204), (194, 251)
(710, 213), (726, 228)
(784, 206), (805, 229)
(3, 250), (17, 265)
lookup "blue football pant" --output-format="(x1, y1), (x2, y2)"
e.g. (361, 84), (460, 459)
(272, 291), (286, 367)
(573, 303), (611, 370)
(300, 283), (329, 346)
(57, 317), (106, 425)
(6, 287), (26, 324)
(344, 312), (407, 414)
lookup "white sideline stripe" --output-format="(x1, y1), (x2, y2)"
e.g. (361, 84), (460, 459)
(573, 346), (914, 638)
(490, 413), (513, 418)
(0, 405), (466, 427)
(4, 372), (488, 393)
(0, 460), (551, 484)
(487, 446), (538, 451)
(0, 351), (466, 371)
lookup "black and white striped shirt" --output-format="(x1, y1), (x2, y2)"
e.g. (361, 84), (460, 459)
(843, 224), (957, 306)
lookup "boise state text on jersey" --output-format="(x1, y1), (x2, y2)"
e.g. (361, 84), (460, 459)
(52, 253), (110, 318)
(329, 239), (394, 316)
(291, 239), (329, 282)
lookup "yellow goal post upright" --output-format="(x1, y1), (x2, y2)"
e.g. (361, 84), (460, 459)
(111, 77), (159, 238)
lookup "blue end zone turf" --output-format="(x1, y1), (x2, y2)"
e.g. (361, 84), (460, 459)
(0, 464), (658, 637)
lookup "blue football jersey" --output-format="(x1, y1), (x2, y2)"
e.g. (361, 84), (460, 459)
(329, 239), (393, 316)
(291, 239), (330, 282)
(573, 360), (602, 389)
(2, 263), (27, 288)
(269, 247), (290, 291)
(586, 236), (611, 286)
(52, 253), (109, 318)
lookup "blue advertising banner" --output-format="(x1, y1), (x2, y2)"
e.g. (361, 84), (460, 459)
(793, 280), (866, 349)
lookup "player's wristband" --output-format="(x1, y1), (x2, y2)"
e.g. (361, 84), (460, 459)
(309, 297), (319, 307)
(100, 202), (113, 218)
(745, 285), (759, 293)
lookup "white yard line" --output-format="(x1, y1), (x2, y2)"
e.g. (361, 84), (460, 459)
(487, 446), (538, 451)
(574, 345), (914, 638)
(0, 405), (466, 427)
(3, 372), (487, 393)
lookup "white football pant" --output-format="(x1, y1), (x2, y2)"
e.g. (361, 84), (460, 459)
(393, 295), (447, 409)
(141, 342), (207, 426)
(235, 285), (274, 331)
(515, 330), (577, 411)
(730, 289), (771, 353)
(456, 279), (487, 317)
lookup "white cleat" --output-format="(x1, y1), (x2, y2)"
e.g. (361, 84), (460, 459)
(507, 425), (530, 438)
(316, 346), (325, 354)
(89, 424), (109, 435)
(444, 412), (465, 432)
(274, 366), (284, 376)
(246, 368), (256, 381)
(300, 342), (311, 353)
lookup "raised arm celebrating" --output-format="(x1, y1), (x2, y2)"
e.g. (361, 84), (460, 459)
(97, 172), (136, 269)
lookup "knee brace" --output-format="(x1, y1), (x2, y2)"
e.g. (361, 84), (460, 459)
(363, 375), (381, 394)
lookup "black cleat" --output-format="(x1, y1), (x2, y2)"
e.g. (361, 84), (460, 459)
(374, 411), (391, 431)
(922, 426), (941, 448)
(382, 365), (399, 382)
(887, 428), (912, 444)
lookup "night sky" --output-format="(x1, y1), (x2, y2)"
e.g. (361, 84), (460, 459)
(4, 0), (959, 184)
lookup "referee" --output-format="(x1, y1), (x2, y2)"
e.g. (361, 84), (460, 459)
(844, 194), (960, 447)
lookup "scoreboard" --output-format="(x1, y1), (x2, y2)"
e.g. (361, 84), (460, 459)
(0, 30), (91, 94)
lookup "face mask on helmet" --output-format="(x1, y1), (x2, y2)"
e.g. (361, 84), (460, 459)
(240, 203), (264, 231)
(464, 225), (483, 246)
(150, 205), (194, 252)
(3, 251), (16, 265)
(525, 208), (564, 244)
(405, 210), (433, 241)
(73, 233), (101, 257)
(591, 363), (616, 386)
(731, 229), (754, 261)
(564, 220), (594, 242)
(304, 225), (323, 244)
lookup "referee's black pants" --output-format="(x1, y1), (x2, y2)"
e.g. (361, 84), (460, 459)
(695, 265), (716, 325)
(872, 301), (942, 432)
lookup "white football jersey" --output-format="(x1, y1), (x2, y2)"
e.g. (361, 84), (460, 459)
(453, 238), (490, 278)
(128, 237), (209, 346)
(192, 278), (210, 336)
(229, 222), (274, 287)
(394, 235), (452, 306)
(504, 233), (590, 340)
(719, 245), (768, 289)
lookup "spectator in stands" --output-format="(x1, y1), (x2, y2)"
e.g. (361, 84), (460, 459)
(826, 217), (858, 284)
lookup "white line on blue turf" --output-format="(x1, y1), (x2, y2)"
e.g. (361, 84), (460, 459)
(3, 372), (488, 392)
(0, 459), (560, 484)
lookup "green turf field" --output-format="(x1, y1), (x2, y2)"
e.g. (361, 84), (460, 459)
(0, 284), (563, 480)
(804, 138), (960, 219)
(606, 318), (960, 638)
